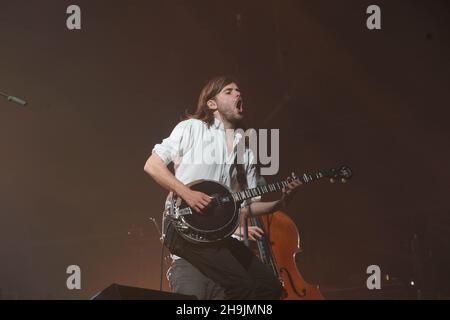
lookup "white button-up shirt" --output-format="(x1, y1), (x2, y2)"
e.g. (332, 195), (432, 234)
(153, 118), (260, 259)
(153, 117), (260, 194)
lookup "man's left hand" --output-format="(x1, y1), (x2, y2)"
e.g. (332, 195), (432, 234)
(280, 177), (302, 209)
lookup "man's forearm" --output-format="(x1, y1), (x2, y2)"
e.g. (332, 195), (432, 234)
(144, 153), (190, 197)
(248, 200), (283, 217)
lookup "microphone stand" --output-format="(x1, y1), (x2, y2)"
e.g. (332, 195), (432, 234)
(0, 90), (27, 106)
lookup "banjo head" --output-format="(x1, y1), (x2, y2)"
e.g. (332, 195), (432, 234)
(179, 180), (238, 233)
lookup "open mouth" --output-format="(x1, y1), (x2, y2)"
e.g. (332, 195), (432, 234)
(236, 99), (244, 113)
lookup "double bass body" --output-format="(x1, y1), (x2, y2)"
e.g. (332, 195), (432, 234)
(253, 210), (324, 300)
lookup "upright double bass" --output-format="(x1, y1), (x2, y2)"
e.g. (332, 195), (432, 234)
(246, 166), (352, 300)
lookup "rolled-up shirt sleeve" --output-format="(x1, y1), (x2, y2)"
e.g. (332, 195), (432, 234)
(152, 120), (194, 165)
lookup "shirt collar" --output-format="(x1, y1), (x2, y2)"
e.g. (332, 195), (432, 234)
(213, 117), (224, 130)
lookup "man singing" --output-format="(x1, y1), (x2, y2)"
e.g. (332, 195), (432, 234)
(144, 76), (301, 299)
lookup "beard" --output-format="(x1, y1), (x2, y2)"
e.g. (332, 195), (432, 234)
(221, 112), (246, 130)
(216, 100), (246, 128)
(221, 110), (243, 123)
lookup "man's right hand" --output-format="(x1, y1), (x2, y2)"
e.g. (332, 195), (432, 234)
(234, 225), (264, 241)
(182, 189), (212, 214)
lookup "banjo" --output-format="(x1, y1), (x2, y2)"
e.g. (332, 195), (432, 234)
(163, 165), (352, 244)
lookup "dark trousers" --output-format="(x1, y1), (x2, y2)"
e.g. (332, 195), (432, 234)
(167, 258), (226, 300)
(170, 236), (283, 300)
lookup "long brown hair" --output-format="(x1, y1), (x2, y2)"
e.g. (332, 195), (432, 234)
(184, 75), (237, 128)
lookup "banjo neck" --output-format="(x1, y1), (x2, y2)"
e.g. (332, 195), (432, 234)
(165, 166), (352, 244)
(231, 171), (325, 203)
